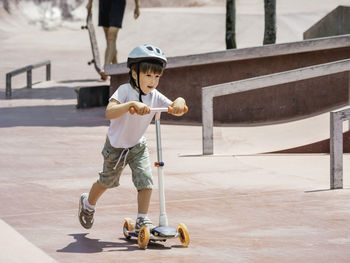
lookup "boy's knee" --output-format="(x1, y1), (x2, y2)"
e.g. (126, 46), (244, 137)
(133, 172), (153, 191)
(98, 173), (121, 188)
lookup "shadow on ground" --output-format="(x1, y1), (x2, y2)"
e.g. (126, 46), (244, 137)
(1, 86), (76, 100)
(0, 104), (108, 127)
(56, 233), (173, 253)
(0, 79), (106, 100)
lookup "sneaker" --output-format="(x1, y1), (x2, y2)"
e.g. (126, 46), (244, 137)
(78, 193), (95, 229)
(135, 216), (155, 231)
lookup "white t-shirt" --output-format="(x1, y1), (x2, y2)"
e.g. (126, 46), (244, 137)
(107, 83), (172, 148)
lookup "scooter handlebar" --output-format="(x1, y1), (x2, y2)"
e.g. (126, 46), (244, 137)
(129, 105), (188, 115)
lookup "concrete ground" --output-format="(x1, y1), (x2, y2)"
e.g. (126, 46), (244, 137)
(1, 80), (350, 263)
(1, 1), (350, 262)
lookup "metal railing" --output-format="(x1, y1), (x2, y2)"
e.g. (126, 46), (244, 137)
(330, 106), (350, 189)
(202, 58), (350, 155)
(202, 58), (350, 189)
(5, 60), (51, 98)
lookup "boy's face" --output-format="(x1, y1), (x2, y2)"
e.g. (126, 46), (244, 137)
(132, 70), (162, 95)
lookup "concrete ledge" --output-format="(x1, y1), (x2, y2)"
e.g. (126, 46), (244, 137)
(106, 34), (350, 75)
(0, 219), (56, 263)
(75, 85), (109, 109)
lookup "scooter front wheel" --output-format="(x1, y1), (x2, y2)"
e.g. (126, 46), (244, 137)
(138, 226), (150, 249)
(177, 223), (190, 247)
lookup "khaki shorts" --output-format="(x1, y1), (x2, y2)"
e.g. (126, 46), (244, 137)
(98, 137), (153, 190)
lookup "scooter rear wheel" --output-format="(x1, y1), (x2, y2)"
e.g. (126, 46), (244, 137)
(177, 223), (190, 247)
(138, 226), (150, 249)
(123, 218), (133, 239)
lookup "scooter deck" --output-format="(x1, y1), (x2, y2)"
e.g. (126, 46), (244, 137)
(126, 226), (178, 241)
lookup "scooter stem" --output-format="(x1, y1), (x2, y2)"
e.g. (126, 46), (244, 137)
(155, 112), (168, 227)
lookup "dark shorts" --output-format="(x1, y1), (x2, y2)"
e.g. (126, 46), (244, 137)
(99, 0), (126, 28)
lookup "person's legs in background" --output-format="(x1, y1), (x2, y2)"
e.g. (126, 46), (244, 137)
(103, 26), (119, 65)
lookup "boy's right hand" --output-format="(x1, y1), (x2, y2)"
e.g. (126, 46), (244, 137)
(130, 102), (150, 115)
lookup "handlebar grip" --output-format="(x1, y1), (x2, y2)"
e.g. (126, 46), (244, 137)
(129, 105), (188, 115)
(168, 105), (188, 114)
(129, 107), (151, 115)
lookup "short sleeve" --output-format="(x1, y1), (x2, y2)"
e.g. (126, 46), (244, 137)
(154, 90), (172, 108)
(110, 84), (129, 103)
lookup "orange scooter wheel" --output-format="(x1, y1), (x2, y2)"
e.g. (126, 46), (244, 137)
(138, 226), (150, 249)
(123, 218), (133, 239)
(177, 223), (190, 247)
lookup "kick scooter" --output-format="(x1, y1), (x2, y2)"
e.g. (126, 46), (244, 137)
(123, 106), (190, 249)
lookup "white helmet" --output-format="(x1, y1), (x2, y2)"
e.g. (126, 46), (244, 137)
(127, 44), (167, 68)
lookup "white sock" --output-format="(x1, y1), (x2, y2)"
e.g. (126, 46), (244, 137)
(137, 213), (147, 219)
(84, 197), (95, 211)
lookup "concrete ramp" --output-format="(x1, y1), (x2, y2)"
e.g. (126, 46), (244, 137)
(304, 6), (350, 39)
(0, 219), (56, 263)
(270, 131), (350, 154)
(212, 112), (350, 155)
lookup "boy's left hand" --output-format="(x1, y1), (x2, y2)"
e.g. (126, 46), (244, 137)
(170, 97), (187, 116)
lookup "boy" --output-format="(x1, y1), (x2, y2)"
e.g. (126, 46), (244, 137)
(79, 44), (187, 230)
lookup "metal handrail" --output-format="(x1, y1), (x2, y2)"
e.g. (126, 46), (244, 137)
(201, 58), (350, 155)
(5, 60), (51, 98)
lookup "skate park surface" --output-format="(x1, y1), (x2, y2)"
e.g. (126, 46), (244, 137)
(1, 0), (350, 262)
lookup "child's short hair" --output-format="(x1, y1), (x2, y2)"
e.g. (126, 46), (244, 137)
(130, 60), (164, 75)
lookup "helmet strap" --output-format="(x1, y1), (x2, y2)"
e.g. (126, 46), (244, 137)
(129, 63), (148, 103)
(137, 63), (145, 102)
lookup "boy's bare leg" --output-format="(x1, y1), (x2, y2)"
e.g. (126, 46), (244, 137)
(137, 188), (152, 214)
(88, 181), (107, 205)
